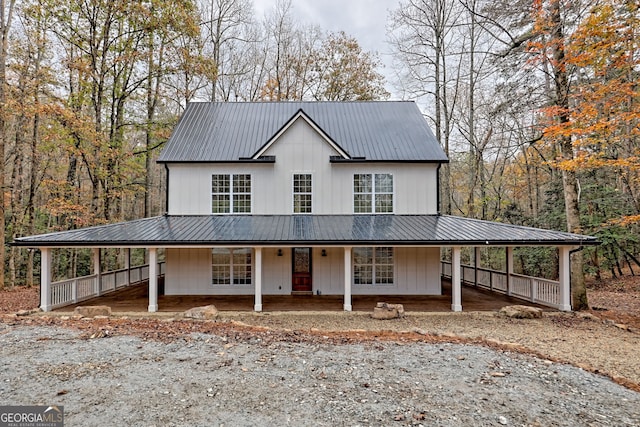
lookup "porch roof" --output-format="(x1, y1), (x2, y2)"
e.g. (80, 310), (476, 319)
(13, 215), (598, 248)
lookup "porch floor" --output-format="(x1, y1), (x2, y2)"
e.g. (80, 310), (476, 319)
(55, 280), (550, 312)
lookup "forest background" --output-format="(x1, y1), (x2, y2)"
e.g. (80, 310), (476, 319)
(0, 0), (638, 309)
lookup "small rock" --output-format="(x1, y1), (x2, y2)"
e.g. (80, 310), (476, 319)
(577, 312), (600, 321)
(184, 305), (219, 320)
(613, 323), (630, 331)
(372, 302), (405, 320)
(490, 372), (507, 377)
(16, 309), (31, 317)
(498, 415), (508, 425)
(74, 305), (112, 318)
(498, 305), (543, 319)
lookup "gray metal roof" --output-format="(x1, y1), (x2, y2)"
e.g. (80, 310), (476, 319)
(13, 215), (598, 247)
(157, 101), (448, 163)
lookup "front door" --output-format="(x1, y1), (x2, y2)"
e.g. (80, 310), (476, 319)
(292, 247), (312, 293)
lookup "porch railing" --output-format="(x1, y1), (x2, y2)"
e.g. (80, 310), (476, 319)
(441, 261), (562, 309)
(49, 262), (165, 310)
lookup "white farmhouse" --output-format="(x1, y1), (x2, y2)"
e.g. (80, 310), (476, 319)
(14, 101), (597, 312)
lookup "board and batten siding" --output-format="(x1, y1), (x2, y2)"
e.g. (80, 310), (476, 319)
(166, 118), (439, 215)
(164, 247), (442, 296)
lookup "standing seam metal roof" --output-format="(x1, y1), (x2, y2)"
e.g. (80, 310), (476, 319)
(157, 101), (449, 163)
(12, 215), (599, 247)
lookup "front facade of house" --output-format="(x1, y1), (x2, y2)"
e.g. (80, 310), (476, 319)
(14, 101), (598, 312)
(163, 103), (441, 298)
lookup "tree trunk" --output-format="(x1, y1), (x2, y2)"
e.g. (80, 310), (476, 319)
(0, 0), (16, 289)
(549, 0), (588, 309)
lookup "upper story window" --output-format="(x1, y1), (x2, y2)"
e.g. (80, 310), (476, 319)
(212, 174), (251, 214)
(293, 174), (312, 213)
(353, 173), (393, 213)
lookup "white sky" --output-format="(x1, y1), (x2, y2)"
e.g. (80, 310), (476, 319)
(253, 0), (401, 97)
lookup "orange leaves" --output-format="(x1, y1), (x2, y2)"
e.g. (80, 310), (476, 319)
(531, 0), (640, 181)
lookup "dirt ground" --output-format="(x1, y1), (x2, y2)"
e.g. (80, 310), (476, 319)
(0, 278), (639, 426)
(0, 277), (639, 389)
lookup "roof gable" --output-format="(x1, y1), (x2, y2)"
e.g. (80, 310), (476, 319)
(157, 101), (449, 163)
(252, 109), (350, 159)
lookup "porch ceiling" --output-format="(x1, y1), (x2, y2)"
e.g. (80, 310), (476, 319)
(13, 214), (599, 248)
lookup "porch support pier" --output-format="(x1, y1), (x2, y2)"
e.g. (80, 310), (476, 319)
(344, 246), (352, 311)
(451, 246), (462, 312)
(148, 248), (158, 312)
(558, 246), (574, 311)
(254, 247), (263, 312)
(40, 248), (52, 312)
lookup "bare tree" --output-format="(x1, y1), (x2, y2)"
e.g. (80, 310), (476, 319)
(388, 0), (461, 214)
(0, 0), (16, 288)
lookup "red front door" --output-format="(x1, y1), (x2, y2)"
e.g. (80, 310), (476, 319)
(292, 248), (312, 293)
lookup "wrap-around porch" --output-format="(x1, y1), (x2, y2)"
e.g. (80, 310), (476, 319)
(38, 245), (574, 313)
(15, 214), (597, 313)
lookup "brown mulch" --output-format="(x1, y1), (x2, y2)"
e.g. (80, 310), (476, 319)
(0, 285), (39, 314)
(587, 272), (640, 329)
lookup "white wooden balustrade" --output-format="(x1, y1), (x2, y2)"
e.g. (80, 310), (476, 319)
(441, 261), (562, 309)
(49, 262), (165, 310)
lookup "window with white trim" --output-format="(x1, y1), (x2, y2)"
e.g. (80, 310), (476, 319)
(353, 173), (393, 213)
(212, 174), (251, 213)
(353, 247), (394, 285)
(212, 248), (252, 285)
(293, 174), (312, 213)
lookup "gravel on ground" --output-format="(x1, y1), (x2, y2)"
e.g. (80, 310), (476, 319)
(1, 320), (639, 427)
(1, 285), (639, 426)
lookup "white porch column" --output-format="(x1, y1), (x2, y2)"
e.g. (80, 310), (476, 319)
(344, 247), (352, 311)
(474, 247), (481, 287)
(148, 248), (158, 312)
(506, 247), (514, 296)
(40, 248), (52, 312)
(254, 247), (263, 312)
(93, 248), (101, 296)
(558, 246), (572, 311)
(124, 248), (131, 286)
(451, 246), (462, 312)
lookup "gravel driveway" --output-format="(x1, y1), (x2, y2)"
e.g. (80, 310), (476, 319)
(1, 322), (639, 427)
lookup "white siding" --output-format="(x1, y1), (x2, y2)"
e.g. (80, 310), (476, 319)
(167, 118), (439, 215)
(261, 248), (291, 294)
(165, 246), (442, 296)
(351, 247), (441, 295)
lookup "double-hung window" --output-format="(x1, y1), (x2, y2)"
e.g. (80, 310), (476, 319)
(353, 173), (393, 213)
(293, 174), (312, 213)
(212, 248), (252, 285)
(212, 174), (251, 213)
(353, 247), (394, 285)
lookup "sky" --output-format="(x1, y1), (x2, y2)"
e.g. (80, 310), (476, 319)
(253, 0), (401, 96)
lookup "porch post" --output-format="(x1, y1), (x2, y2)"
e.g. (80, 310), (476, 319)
(451, 246), (462, 312)
(474, 247), (481, 287)
(506, 247), (514, 296)
(124, 248), (131, 286)
(558, 246), (572, 311)
(254, 247), (263, 312)
(93, 248), (101, 296)
(148, 248), (158, 312)
(344, 247), (352, 311)
(40, 248), (52, 312)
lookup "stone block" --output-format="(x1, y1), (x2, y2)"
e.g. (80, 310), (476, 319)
(371, 302), (405, 320)
(499, 305), (543, 319)
(74, 305), (112, 318)
(184, 305), (219, 320)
